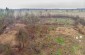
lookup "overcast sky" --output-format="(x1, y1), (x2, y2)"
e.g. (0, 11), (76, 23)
(0, 0), (85, 9)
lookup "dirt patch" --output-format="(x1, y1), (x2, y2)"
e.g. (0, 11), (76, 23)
(0, 22), (27, 45)
(50, 27), (81, 37)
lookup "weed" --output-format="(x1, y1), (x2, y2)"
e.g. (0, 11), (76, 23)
(55, 37), (65, 45)
(71, 45), (80, 54)
(56, 49), (62, 55)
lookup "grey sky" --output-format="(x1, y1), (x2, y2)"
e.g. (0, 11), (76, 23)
(0, 0), (85, 9)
